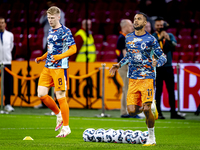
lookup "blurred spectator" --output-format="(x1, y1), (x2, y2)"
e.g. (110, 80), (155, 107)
(152, 17), (184, 119)
(72, 19), (96, 62)
(39, 0), (65, 53)
(145, 21), (152, 34)
(116, 19), (140, 118)
(0, 17), (14, 112)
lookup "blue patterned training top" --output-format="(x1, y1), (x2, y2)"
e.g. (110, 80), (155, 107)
(45, 24), (75, 69)
(119, 31), (167, 79)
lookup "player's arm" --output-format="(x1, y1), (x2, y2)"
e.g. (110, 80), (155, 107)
(35, 52), (47, 64)
(167, 33), (177, 47)
(110, 46), (129, 75)
(152, 38), (167, 67)
(53, 44), (77, 61)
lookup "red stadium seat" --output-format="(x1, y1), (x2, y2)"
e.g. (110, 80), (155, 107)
(102, 50), (118, 62)
(174, 19), (185, 29)
(179, 11), (193, 28)
(178, 28), (192, 36)
(177, 35), (192, 46)
(23, 27), (36, 35)
(91, 19), (100, 35)
(183, 44), (195, 52)
(93, 10), (107, 23)
(11, 27), (22, 34)
(65, 9), (78, 24)
(14, 34), (23, 44)
(36, 28), (44, 36)
(167, 28), (177, 36)
(108, 10), (122, 23)
(194, 44), (199, 52)
(102, 43), (116, 52)
(193, 29), (200, 36)
(172, 52), (179, 63)
(122, 10), (136, 20)
(22, 34), (36, 52)
(179, 52), (194, 63)
(14, 43), (28, 60)
(192, 35), (199, 45)
(70, 27), (77, 36)
(30, 50), (43, 61)
(95, 43), (103, 52)
(95, 43), (103, 61)
(106, 35), (118, 44)
(94, 35), (104, 44)
(103, 19), (115, 37)
(175, 44), (183, 52)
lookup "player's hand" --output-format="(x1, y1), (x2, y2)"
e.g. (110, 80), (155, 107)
(35, 58), (40, 64)
(109, 63), (120, 75)
(152, 55), (157, 67)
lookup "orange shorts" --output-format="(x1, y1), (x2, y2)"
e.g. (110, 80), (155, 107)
(38, 67), (69, 91)
(127, 79), (154, 106)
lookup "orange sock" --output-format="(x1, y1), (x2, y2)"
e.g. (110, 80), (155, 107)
(40, 95), (60, 115)
(57, 97), (69, 126)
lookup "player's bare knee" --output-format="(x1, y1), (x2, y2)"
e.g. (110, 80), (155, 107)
(37, 90), (45, 98)
(37, 86), (48, 98)
(56, 90), (66, 99)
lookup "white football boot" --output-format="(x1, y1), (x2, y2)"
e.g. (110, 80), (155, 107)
(55, 116), (63, 131)
(143, 136), (156, 146)
(56, 126), (71, 138)
(4, 105), (14, 112)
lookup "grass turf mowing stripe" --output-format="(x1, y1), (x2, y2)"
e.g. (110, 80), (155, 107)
(0, 114), (200, 150)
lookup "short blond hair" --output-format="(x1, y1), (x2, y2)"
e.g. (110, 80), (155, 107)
(47, 6), (60, 15)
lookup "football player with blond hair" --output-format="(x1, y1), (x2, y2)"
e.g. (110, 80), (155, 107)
(35, 6), (77, 137)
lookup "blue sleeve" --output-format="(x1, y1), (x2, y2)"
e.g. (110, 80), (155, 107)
(63, 29), (76, 46)
(151, 37), (167, 67)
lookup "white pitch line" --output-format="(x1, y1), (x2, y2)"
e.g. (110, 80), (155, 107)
(0, 126), (198, 130)
(1, 115), (198, 125)
(71, 118), (192, 125)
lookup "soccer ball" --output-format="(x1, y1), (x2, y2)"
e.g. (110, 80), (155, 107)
(112, 130), (124, 143)
(139, 131), (149, 144)
(130, 131), (142, 144)
(133, 130), (143, 144)
(94, 128), (105, 142)
(83, 128), (96, 142)
(122, 130), (134, 143)
(104, 129), (116, 143)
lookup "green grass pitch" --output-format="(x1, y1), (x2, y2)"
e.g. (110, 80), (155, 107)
(0, 109), (200, 150)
